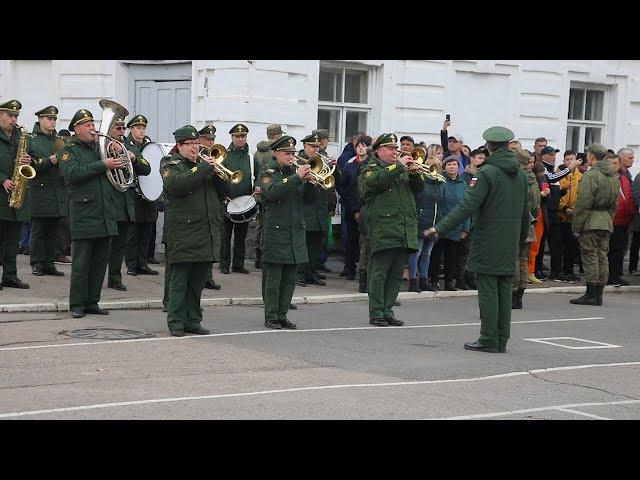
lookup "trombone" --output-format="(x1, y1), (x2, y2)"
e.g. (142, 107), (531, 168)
(293, 153), (335, 189)
(198, 144), (243, 184)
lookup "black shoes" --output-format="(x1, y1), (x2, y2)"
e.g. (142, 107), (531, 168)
(394, 300), (401, 306)
(456, 278), (469, 290)
(108, 282), (127, 291)
(185, 327), (210, 335)
(316, 265), (332, 273)
(346, 272), (356, 280)
(148, 258), (160, 264)
(370, 318), (389, 327)
(265, 319), (282, 329)
(170, 330), (185, 337)
(314, 272), (327, 280)
(85, 307), (109, 315)
(444, 281), (457, 291)
(280, 319), (297, 329)
(306, 277), (326, 286)
(570, 283), (599, 305)
(255, 249), (262, 269)
(408, 278), (421, 293)
(358, 275), (368, 293)
(43, 267), (64, 276)
(220, 267), (230, 274)
(3, 278), (30, 289)
(162, 305), (168, 313)
(204, 279), (221, 290)
(385, 317), (404, 326)
(32, 266), (45, 276)
(137, 266), (159, 275)
(289, 304), (298, 310)
(464, 341), (498, 353)
(232, 266), (250, 274)
(512, 288), (524, 309)
(127, 268), (138, 276)
(295, 278), (307, 287)
(71, 310), (85, 318)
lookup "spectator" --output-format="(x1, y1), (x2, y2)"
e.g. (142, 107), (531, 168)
(337, 135), (371, 280)
(532, 137), (548, 163)
(399, 135), (415, 154)
(440, 119), (469, 177)
(427, 143), (444, 162)
(408, 156), (444, 293)
(607, 154), (634, 286)
(557, 151), (583, 282)
(429, 156), (470, 291)
(528, 160), (547, 284)
(509, 139), (522, 151)
(617, 149), (638, 275)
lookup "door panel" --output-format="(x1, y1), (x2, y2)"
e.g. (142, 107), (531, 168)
(134, 80), (191, 143)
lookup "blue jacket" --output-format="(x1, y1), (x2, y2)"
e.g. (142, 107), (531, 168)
(414, 176), (444, 238)
(338, 155), (368, 212)
(440, 174), (470, 241)
(337, 142), (356, 172)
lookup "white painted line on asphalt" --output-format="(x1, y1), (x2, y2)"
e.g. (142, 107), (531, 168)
(438, 400), (640, 420)
(1, 361), (638, 419)
(0, 316), (606, 352)
(524, 337), (622, 350)
(554, 408), (611, 420)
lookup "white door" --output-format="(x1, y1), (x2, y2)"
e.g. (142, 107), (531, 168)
(134, 80), (191, 143)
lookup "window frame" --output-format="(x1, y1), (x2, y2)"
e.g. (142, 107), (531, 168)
(318, 62), (374, 149)
(566, 83), (609, 153)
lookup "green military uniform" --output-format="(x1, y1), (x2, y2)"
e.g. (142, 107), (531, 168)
(106, 116), (152, 289)
(58, 109), (119, 316)
(220, 124), (260, 273)
(27, 106), (67, 276)
(123, 115), (158, 274)
(434, 127), (529, 352)
(258, 136), (307, 329)
(0, 100), (31, 288)
(163, 125), (227, 336)
(361, 133), (424, 326)
(160, 154), (173, 312)
(570, 144), (618, 306)
(356, 157), (370, 292)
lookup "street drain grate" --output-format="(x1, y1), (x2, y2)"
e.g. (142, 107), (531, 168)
(60, 327), (155, 340)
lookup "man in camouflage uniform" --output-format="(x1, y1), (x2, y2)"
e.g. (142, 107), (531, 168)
(570, 144), (619, 306)
(361, 133), (424, 327)
(258, 135), (311, 330)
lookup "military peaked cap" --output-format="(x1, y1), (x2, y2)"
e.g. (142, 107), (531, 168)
(482, 126), (515, 143)
(301, 133), (321, 146)
(173, 125), (199, 143)
(0, 99), (22, 113)
(270, 135), (297, 152)
(372, 133), (398, 149)
(69, 109), (94, 131)
(229, 124), (249, 135)
(198, 125), (216, 138)
(35, 105), (59, 118)
(127, 114), (148, 128)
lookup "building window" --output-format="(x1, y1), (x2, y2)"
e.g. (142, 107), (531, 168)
(318, 63), (372, 147)
(566, 85), (607, 153)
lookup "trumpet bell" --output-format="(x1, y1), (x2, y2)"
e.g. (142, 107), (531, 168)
(18, 164), (36, 180)
(230, 170), (243, 184)
(411, 147), (427, 163)
(323, 175), (335, 190)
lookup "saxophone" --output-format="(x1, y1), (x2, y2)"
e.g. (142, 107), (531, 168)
(8, 126), (36, 209)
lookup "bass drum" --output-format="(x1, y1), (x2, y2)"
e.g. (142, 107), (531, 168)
(225, 195), (259, 223)
(138, 142), (172, 201)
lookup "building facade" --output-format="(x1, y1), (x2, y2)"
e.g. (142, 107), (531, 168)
(2, 59), (639, 176)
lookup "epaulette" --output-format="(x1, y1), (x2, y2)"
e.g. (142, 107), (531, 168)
(167, 159), (182, 165)
(265, 168), (275, 174)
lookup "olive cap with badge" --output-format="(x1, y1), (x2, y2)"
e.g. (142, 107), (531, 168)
(69, 109), (94, 131)
(127, 115), (148, 128)
(34, 105), (59, 118)
(229, 124), (249, 135)
(371, 133), (398, 149)
(0, 99), (22, 113)
(270, 135), (297, 152)
(198, 125), (216, 138)
(173, 125), (199, 143)
(482, 126), (515, 143)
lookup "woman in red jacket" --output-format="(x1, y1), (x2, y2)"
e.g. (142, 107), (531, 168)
(608, 155), (634, 286)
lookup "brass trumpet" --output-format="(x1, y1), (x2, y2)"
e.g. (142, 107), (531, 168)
(198, 144), (243, 184)
(293, 154), (335, 189)
(411, 156), (446, 182)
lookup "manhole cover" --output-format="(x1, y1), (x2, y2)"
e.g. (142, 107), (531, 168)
(60, 327), (155, 340)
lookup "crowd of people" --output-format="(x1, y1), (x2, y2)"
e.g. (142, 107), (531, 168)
(1, 97), (637, 351)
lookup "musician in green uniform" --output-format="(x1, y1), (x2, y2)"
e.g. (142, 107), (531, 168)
(258, 136), (311, 329)
(425, 126), (529, 353)
(162, 125), (228, 336)
(361, 133), (424, 327)
(106, 115), (151, 291)
(58, 109), (122, 317)
(0, 99), (32, 289)
(219, 124), (260, 275)
(27, 105), (66, 277)
(124, 114), (159, 276)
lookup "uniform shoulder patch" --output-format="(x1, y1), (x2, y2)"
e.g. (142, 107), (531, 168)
(365, 170), (373, 177)
(168, 159), (181, 165)
(282, 177), (288, 184)
(60, 151), (70, 162)
(162, 169), (170, 178)
(261, 176), (271, 184)
(140, 158), (149, 166)
(190, 166), (198, 173)
(265, 168), (275, 174)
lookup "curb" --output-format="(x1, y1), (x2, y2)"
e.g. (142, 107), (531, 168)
(1, 285), (639, 314)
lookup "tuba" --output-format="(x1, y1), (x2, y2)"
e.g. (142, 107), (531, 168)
(198, 144), (243, 184)
(95, 99), (135, 192)
(8, 126), (36, 209)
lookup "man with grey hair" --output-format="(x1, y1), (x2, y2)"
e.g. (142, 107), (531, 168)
(570, 144), (619, 305)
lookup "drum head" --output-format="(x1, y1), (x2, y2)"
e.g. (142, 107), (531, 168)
(227, 195), (256, 214)
(138, 142), (168, 201)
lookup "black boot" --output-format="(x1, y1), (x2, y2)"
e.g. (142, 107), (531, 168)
(444, 280), (456, 291)
(255, 248), (262, 269)
(456, 277), (469, 290)
(595, 283), (604, 306)
(408, 278), (421, 293)
(419, 276), (429, 291)
(518, 288), (525, 309)
(511, 290), (519, 309)
(570, 283), (598, 305)
(358, 273), (368, 293)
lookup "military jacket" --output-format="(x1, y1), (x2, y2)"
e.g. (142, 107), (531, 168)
(361, 154), (424, 254)
(257, 158), (308, 264)
(0, 125), (30, 222)
(224, 143), (260, 199)
(254, 140), (274, 168)
(298, 150), (341, 233)
(572, 158), (618, 234)
(126, 134), (156, 223)
(162, 153), (227, 264)
(58, 137), (118, 240)
(27, 122), (67, 218)
(435, 147), (529, 276)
